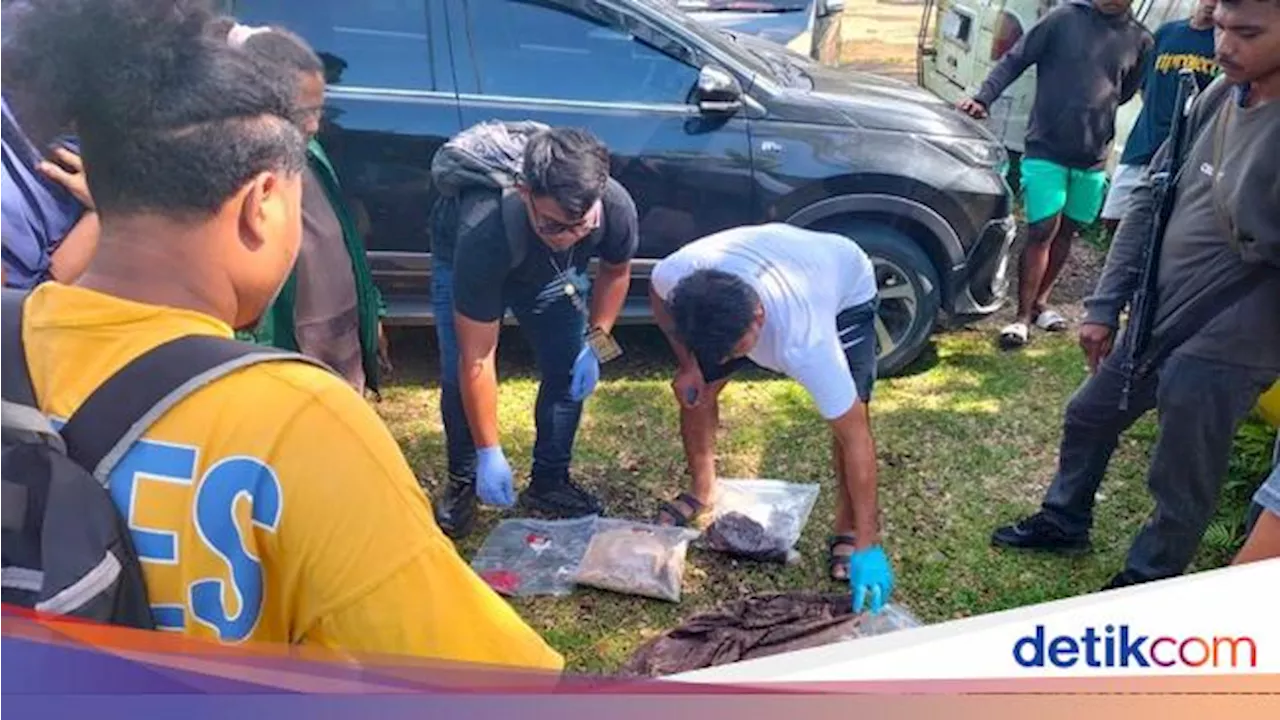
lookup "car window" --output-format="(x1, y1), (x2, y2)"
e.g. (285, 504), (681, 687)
(234, 0), (438, 91)
(465, 0), (700, 105)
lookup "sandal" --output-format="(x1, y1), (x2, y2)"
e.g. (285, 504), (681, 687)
(999, 321), (1029, 349)
(656, 492), (712, 529)
(828, 534), (858, 582)
(1034, 309), (1068, 332)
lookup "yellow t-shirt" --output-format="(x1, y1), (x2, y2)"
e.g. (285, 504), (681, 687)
(20, 283), (562, 670)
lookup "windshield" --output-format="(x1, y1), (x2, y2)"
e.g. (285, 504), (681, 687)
(675, 1), (809, 11)
(633, 0), (783, 82)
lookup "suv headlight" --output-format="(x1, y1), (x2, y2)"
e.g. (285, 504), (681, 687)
(925, 136), (1008, 169)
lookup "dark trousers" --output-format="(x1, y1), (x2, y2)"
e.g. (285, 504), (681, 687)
(432, 260), (587, 485)
(1041, 344), (1277, 581)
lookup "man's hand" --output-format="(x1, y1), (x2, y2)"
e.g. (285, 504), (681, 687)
(672, 365), (707, 409)
(569, 346), (600, 402)
(1078, 322), (1115, 374)
(475, 446), (515, 507)
(849, 545), (895, 615)
(956, 97), (989, 119)
(38, 146), (94, 209)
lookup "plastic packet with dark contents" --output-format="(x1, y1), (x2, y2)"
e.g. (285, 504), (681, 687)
(699, 479), (820, 564)
(470, 516), (597, 597)
(573, 519), (699, 602)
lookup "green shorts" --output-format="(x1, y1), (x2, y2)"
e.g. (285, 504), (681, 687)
(1021, 157), (1108, 226)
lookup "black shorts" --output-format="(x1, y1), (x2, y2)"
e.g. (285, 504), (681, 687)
(698, 299), (879, 404)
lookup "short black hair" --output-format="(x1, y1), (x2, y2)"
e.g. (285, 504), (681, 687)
(668, 269), (761, 370)
(240, 26), (324, 76)
(2, 0), (306, 218)
(521, 127), (610, 218)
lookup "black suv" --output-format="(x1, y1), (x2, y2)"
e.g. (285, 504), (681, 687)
(232, 0), (1016, 374)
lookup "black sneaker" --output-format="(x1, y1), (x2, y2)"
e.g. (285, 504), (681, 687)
(518, 476), (604, 518)
(991, 512), (1090, 555)
(434, 474), (477, 539)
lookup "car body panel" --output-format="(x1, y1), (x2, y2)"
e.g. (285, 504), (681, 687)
(674, 0), (845, 64)
(231, 0), (1015, 369)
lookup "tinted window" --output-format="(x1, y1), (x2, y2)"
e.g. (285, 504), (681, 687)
(467, 0), (699, 104)
(235, 0), (437, 91)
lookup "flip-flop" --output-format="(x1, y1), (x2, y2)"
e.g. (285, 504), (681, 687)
(1034, 309), (1069, 332)
(828, 534), (858, 582)
(999, 321), (1029, 349)
(656, 492), (712, 529)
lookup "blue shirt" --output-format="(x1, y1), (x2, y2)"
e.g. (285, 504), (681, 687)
(1, 96), (85, 288)
(1119, 20), (1218, 166)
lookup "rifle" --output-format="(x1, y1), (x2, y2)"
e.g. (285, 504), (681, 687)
(1119, 69), (1201, 411)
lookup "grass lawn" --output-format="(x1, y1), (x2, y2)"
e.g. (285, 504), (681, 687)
(377, 322), (1275, 674)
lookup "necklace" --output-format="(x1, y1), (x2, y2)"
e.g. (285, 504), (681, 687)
(547, 244), (577, 297)
(544, 243), (589, 316)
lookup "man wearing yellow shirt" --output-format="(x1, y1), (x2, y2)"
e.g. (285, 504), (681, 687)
(1, 0), (559, 670)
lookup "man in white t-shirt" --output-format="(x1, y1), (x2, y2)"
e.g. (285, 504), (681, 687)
(650, 223), (894, 613)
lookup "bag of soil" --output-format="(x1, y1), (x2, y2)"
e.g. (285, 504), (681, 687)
(701, 479), (820, 563)
(470, 516), (597, 597)
(572, 519), (698, 602)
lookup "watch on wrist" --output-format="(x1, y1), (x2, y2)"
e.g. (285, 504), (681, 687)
(586, 326), (622, 363)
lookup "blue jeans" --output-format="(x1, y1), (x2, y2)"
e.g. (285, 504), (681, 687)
(432, 260), (587, 485)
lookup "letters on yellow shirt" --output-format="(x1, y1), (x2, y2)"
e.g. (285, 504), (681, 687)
(20, 283), (561, 671)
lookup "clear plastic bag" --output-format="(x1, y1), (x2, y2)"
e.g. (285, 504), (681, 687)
(470, 516), (597, 597)
(573, 519), (699, 602)
(838, 603), (922, 640)
(701, 479), (821, 563)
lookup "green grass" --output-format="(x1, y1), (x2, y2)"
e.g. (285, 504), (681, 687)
(377, 325), (1275, 674)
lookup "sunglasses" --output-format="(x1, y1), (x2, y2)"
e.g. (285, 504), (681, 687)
(527, 198), (602, 239)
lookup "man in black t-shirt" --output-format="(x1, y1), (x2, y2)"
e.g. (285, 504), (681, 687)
(431, 127), (638, 538)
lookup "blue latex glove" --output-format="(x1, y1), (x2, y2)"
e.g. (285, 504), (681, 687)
(475, 446), (515, 507)
(849, 545), (895, 615)
(568, 346), (600, 402)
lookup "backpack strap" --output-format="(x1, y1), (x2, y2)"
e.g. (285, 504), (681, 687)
(0, 291), (63, 451)
(2, 289), (38, 408)
(59, 335), (325, 484)
(500, 188), (529, 271)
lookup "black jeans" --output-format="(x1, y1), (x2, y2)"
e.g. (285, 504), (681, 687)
(432, 260), (587, 485)
(1041, 344), (1276, 581)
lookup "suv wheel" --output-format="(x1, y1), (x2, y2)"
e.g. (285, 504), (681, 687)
(822, 219), (942, 377)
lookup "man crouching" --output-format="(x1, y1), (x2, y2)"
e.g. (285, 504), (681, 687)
(650, 223), (894, 613)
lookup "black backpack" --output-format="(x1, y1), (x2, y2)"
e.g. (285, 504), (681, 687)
(1, 290), (316, 627)
(427, 120), (547, 271)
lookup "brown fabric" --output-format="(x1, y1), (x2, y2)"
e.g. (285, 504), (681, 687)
(619, 592), (859, 677)
(294, 165), (366, 392)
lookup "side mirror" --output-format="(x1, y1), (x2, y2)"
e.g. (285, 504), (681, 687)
(694, 65), (744, 115)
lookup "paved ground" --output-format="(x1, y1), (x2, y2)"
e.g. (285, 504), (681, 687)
(837, 0), (928, 82)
